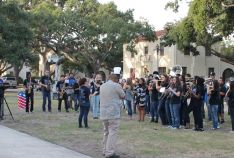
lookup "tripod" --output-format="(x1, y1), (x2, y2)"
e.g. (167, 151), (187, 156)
(0, 97), (14, 121)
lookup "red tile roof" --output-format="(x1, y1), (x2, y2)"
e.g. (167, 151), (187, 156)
(155, 30), (167, 37)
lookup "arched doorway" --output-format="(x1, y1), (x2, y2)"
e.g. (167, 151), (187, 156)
(222, 68), (234, 82)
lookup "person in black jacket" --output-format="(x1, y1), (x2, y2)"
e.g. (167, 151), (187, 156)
(226, 81), (234, 132)
(208, 80), (220, 130)
(188, 77), (205, 131)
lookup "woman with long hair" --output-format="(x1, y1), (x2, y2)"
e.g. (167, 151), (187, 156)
(188, 77), (205, 131)
(158, 74), (170, 125)
(226, 81), (234, 132)
(180, 75), (190, 129)
(208, 80), (220, 130)
(137, 78), (146, 121)
(123, 78), (134, 119)
(78, 78), (91, 128)
(168, 76), (182, 129)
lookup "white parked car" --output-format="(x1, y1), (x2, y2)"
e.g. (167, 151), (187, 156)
(2, 77), (17, 89)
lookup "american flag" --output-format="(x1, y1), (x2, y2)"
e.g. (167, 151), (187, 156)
(17, 91), (27, 109)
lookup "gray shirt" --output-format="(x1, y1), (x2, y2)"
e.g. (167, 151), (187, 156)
(100, 80), (125, 120)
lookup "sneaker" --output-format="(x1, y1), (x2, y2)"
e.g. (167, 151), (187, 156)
(217, 126), (221, 129)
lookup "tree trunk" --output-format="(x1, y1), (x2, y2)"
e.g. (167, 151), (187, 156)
(90, 62), (100, 74)
(13, 65), (21, 85)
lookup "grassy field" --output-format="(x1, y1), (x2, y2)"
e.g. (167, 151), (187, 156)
(1, 91), (234, 158)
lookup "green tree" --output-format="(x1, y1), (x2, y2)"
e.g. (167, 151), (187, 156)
(164, 0), (234, 63)
(54, 0), (156, 73)
(0, 1), (37, 80)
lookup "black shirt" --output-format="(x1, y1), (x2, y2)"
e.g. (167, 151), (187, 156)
(40, 76), (52, 92)
(209, 90), (220, 105)
(150, 83), (159, 101)
(220, 84), (227, 101)
(190, 85), (205, 106)
(170, 86), (182, 104)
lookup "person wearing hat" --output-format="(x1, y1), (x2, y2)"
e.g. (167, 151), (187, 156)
(24, 72), (36, 113)
(100, 73), (125, 158)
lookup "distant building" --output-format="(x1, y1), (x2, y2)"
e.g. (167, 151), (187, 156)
(123, 30), (234, 81)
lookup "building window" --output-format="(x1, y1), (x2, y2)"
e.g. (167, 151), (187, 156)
(158, 67), (166, 75)
(160, 46), (164, 56)
(208, 67), (214, 77)
(182, 67), (187, 75)
(10, 71), (14, 76)
(144, 46), (148, 55)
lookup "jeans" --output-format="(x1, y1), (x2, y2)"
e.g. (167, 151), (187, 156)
(165, 99), (171, 125)
(91, 95), (100, 118)
(78, 106), (90, 127)
(73, 93), (79, 111)
(42, 91), (51, 112)
(150, 100), (159, 121)
(205, 100), (212, 121)
(145, 95), (150, 114)
(169, 103), (181, 128)
(125, 100), (132, 116)
(210, 104), (219, 129)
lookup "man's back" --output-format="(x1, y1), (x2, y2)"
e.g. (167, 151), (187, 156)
(100, 80), (125, 120)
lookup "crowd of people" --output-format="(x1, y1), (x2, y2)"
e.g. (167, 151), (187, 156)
(121, 72), (234, 132)
(23, 70), (234, 131)
(21, 70), (234, 158)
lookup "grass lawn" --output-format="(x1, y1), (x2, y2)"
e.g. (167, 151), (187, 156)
(1, 91), (234, 158)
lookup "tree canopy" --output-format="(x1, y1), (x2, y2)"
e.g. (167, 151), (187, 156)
(0, 1), (38, 78)
(164, 0), (234, 63)
(12, 0), (156, 74)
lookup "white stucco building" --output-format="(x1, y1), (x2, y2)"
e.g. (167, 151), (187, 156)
(123, 30), (234, 81)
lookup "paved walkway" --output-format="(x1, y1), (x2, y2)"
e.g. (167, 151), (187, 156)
(0, 125), (92, 158)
